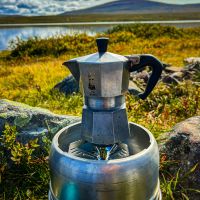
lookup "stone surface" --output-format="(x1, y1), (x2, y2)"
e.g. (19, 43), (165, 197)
(0, 99), (80, 143)
(163, 62), (200, 82)
(54, 75), (79, 95)
(130, 71), (149, 83)
(162, 74), (180, 85)
(186, 62), (200, 71)
(184, 57), (200, 65)
(170, 71), (184, 81)
(164, 66), (183, 73)
(159, 116), (200, 192)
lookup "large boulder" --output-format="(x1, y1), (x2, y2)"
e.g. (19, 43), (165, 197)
(159, 116), (200, 197)
(0, 99), (80, 143)
(54, 75), (79, 95)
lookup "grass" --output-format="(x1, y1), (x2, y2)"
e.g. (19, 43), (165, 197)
(0, 12), (200, 24)
(0, 24), (200, 199)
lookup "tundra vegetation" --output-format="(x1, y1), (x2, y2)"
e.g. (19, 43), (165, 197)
(0, 24), (200, 199)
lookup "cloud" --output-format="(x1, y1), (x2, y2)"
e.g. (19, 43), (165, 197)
(1, 0), (199, 15)
(0, 0), (116, 16)
(17, 3), (38, 10)
(150, 0), (200, 4)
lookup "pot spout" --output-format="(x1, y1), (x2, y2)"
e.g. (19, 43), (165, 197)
(63, 59), (80, 83)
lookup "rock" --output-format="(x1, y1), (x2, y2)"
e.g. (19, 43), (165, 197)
(128, 80), (142, 96)
(162, 74), (180, 85)
(159, 116), (200, 193)
(54, 75), (79, 95)
(0, 99), (80, 143)
(134, 71), (149, 83)
(186, 63), (200, 72)
(184, 57), (200, 65)
(164, 66), (184, 73)
(129, 71), (150, 93)
(170, 71), (184, 81)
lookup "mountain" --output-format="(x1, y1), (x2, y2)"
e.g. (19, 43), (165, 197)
(61, 0), (200, 15)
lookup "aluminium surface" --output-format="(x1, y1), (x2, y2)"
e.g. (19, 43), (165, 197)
(49, 122), (161, 200)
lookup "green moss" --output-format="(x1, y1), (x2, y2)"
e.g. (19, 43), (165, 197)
(0, 113), (8, 119)
(14, 113), (31, 128)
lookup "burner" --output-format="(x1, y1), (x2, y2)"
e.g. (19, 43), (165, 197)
(68, 140), (129, 160)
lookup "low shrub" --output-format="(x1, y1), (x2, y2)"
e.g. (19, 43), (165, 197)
(7, 24), (200, 60)
(0, 124), (50, 199)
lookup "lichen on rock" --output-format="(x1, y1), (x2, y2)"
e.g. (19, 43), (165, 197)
(159, 116), (200, 198)
(0, 99), (80, 143)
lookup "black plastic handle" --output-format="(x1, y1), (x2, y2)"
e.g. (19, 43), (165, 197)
(129, 54), (163, 100)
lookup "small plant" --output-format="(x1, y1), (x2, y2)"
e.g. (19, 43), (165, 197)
(0, 124), (50, 200)
(160, 159), (200, 199)
(1, 124), (40, 164)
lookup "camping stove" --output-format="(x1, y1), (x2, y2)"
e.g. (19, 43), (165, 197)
(49, 38), (163, 200)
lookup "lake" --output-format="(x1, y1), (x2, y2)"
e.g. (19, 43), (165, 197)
(0, 20), (200, 51)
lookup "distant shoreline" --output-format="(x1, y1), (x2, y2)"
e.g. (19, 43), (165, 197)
(0, 20), (200, 27)
(0, 12), (200, 25)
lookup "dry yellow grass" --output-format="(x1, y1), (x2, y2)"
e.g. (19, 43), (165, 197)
(0, 35), (199, 116)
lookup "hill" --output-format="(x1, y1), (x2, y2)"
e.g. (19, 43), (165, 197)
(61, 0), (200, 15)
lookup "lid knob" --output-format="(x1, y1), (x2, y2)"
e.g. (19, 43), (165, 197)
(96, 37), (109, 53)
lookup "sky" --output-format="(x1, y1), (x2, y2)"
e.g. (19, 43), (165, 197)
(0, 0), (200, 16)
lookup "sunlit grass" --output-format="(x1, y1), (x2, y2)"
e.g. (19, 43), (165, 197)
(0, 25), (199, 126)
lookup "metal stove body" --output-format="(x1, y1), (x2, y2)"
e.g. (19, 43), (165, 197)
(49, 38), (163, 200)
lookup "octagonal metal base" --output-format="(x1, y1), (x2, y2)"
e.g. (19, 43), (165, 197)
(82, 105), (130, 145)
